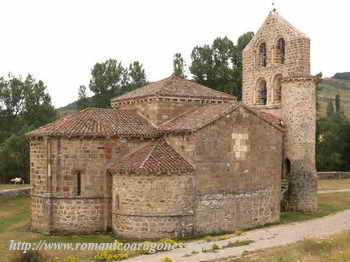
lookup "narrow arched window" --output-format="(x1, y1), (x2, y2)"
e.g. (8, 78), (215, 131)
(106, 171), (112, 196)
(276, 38), (285, 64)
(259, 43), (267, 67)
(284, 158), (291, 179)
(260, 84), (267, 105)
(273, 74), (283, 104)
(256, 79), (267, 105)
(76, 171), (81, 196)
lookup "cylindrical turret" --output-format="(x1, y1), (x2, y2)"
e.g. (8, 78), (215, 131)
(281, 76), (318, 212)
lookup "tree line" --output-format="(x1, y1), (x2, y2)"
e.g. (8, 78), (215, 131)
(317, 93), (350, 171)
(76, 32), (254, 109)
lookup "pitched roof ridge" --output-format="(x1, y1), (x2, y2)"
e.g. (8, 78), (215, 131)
(191, 103), (240, 132)
(111, 75), (236, 102)
(241, 105), (285, 132)
(271, 11), (308, 38)
(160, 107), (201, 128)
(139, 139), (160, 168)
(135, 110), (160, 129)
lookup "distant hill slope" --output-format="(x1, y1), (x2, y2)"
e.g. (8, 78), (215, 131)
(333, 72), (350, 80)
(58, 73), (350, 118)
(318, 76), (350, 117)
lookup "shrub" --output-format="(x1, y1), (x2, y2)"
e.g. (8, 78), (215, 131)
(223, 240), (254, 248)
(233, 230), (244, 236)
(205, 236), (214, 242)
(212, 244), (220, 250)
(48, 257), (82, 262)
(219, 234), (231, 241)
(161, 257), (173, 262)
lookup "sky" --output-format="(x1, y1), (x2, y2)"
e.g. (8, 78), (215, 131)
(0, 0), (349, 108)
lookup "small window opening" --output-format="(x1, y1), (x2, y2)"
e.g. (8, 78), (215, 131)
(259, 43), (267, 67)
(77, 172), (81, 196)
(276, 38), (285, 64)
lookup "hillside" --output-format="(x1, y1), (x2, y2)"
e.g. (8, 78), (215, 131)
(318, 77), (350, 118)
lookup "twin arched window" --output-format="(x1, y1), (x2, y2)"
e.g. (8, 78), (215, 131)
(255, 75), (282, 106)
(257, 38), (286, 67)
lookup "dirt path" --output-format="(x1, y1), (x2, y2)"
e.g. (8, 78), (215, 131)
(124, 209), (350, 262)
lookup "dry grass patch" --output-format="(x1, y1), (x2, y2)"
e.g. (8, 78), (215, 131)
(212, 231), (350, 262)
(0, 184), (31, 190)
(318, 179), (350, 191)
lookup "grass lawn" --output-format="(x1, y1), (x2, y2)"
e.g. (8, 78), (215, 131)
(318, 179), (350, 191)
(0, 197), (114, 262)
(0, 184), (31, 190)
(2, 192), (350, 261)
(214, 231), (350, 262)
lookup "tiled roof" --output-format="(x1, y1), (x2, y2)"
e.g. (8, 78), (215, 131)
(160, 103), (285, 133)
(26, 108), (161, 138)
(160, 103), (239, 133)
(110, 138), (194, 174)
(111, 75), (236, 102)
(244, 106), (285, 130)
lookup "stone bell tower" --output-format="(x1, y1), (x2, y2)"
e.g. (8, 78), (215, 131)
(242, 10), (318, 212)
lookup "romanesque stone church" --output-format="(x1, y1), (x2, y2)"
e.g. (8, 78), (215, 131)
(27, 10), (318, 239)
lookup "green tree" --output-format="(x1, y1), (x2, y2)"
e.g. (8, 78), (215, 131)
(190, 32), (254, 99)
(326, 98), (334, 118)
(173, 53), (186, 78)
(77, 85), (89, 110)
(0, 74), (56, 183)
(315, 72), (323, 117)
(89, 59), (126, 108)
(128, 61), (147, 88)
(316, 113), (350, 171)
(335, 94), (342, 113)
(89, 59), (147, 107)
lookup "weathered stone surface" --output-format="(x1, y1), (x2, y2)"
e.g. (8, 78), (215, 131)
(242, 10), (317, 212)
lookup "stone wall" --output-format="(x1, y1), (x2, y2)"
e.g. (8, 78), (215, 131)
(282, 78), (317, 212)
(112, 172), (194, 239)
(30, 136), (148, 233)
(51, 198), (110, 233)
(192, 107), (283, 233)
(167, 106), (283, 235)
(30, 138), (49, 195)
(318, 172), (350, 180)
(195, 188), (277, 233)
(113, 98), (202, 126)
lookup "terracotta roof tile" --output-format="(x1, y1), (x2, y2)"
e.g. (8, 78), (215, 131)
(160, 103), (239, 133)
(243, 106), (285, 130)
(111, 138), (194, 173)
(26, 108), (161, 138)
(112, 75), (236, 102)
(160, 103), (285, 133)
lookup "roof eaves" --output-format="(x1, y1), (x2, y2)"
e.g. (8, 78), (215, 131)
(241, 105), (285, 132)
